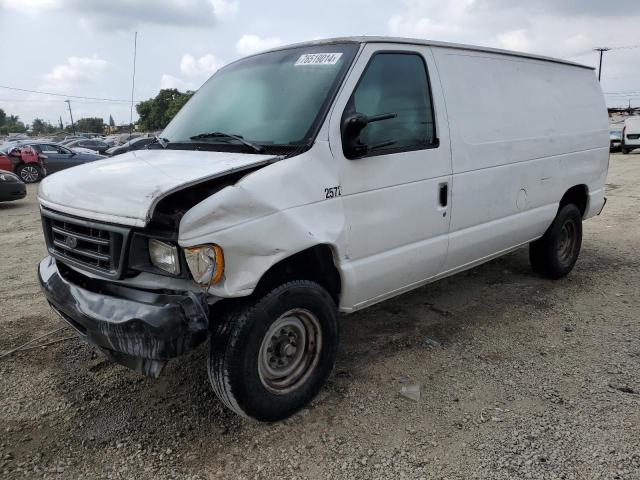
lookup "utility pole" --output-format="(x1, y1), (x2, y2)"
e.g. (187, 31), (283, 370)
(64, 99), (75, 135)
(129, 31), (138, 136)
(593, 47), (611, 82)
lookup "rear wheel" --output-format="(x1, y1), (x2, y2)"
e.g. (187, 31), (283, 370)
(208, 281), (339, 421)
(622, 145), (630, 154)
(16, 164), (43, 183)
(529, 203), (582, 279)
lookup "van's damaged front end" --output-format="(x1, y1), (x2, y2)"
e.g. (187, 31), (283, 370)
(38, 256), (209, 377)
(36, 149), (280, 377)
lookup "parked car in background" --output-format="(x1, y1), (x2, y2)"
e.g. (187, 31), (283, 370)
(105, 136), (154, 156)
(116, 133), (142, 146)
(0, 144), (47, 183)
(28, 143), (105, 174)
(64, 138), (110, 155)
(610, 126), (622, 151)
(0, 169), (26, 202)
(622, 116), (640, 154)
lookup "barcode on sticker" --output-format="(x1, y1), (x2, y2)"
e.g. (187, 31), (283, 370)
(295, 53), (343, 66)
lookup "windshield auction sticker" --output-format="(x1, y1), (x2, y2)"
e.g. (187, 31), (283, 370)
(295, 53), (343, 66)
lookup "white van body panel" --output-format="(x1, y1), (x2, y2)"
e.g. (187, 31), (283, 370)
(179, 141), (348, 297)
(38, 149), (278, 227)
(431, 47), (609, 271)
(327, 43), (453, 310)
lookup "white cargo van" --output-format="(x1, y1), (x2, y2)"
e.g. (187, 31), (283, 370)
(622, 116), (640, 154)
(38, 37), (609, 421)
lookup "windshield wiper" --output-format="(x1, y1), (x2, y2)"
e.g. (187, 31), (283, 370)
(150, 136), (170, 149)
(189, 131), (264, 153)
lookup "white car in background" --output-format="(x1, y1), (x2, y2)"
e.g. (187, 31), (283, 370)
(69, 146), (101, 155)
(622, 116), (640, 154)
(610, 125), (622, 151)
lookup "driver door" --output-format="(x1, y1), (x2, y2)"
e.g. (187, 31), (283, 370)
(328, 44), (452, 309)
(47, 145), (75, 172)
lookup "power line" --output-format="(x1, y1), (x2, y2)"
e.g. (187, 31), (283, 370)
(0, 97), (135, 104)
(0, 85), (139, 103)
(609, 44), (640, 50)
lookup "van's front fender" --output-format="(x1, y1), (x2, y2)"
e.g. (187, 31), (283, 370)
(177, 142), (347, 298)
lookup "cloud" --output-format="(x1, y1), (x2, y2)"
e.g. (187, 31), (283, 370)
(388, 0), (471, 39)
(180, 53), (224, 77)
(1, 0), (234, 29)
(1, 0), (59, 13)
(497, 29), (531, 52)
(41, 55), (109, 92)
(236, 34), (284, 56)
(210, 0), (238, 18)
(386, 0), (640, 58)
(159, 74), (195, 91)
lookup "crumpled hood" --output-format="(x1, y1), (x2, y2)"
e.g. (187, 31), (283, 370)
(38, 149), (278, 227)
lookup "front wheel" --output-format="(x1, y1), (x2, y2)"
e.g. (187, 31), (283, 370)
(208, 281), (339, 422)
(529, 203), (582, 279)
(16, 164), (43, 183)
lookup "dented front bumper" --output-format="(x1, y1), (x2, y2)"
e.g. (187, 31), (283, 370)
(38, 256), (209, 378)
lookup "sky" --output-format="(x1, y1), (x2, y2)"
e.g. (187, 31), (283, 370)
(0, 0), (639, 127)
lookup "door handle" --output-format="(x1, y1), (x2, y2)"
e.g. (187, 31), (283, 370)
(439, 182), (448, 207)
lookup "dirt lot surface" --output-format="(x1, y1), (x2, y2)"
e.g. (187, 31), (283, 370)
(1, 153), (639, 480)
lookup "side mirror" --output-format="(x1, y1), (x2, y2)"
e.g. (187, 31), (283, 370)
(341, 112), (397, 159)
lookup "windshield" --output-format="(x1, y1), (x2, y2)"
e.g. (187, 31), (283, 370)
(162, 43), (358, 150)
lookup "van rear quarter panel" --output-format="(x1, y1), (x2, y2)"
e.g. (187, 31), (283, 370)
(432, 47), (609, 270)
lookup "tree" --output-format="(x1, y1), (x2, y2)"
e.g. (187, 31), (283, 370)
(0, 108), (6, 127)
(0, 112), (27, 135)
(136, 88), (194, 131)
(75, 117), (104, 133)
(109, 114), (115, 127)
(31, 118), (56, 135)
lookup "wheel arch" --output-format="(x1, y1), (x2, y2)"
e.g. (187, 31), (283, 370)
(252, 244), (343, 305)
(559, 184), (588, 218)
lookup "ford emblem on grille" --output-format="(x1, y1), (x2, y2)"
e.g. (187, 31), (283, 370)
(65, 236), (78, 249)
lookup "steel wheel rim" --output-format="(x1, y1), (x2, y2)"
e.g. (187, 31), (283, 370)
(20, 165), (38, 182)
(258, 308), (322, 395)
(557, 219), (577, 265)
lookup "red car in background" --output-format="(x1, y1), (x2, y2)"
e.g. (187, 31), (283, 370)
(0, 144), (47, 183)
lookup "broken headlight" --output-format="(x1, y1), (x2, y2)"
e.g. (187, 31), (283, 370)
(184, 244), (225, 286)
(148, 239), (181, 275)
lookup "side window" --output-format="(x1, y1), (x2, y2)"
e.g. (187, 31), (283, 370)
(40, 144), (57, 153)
(345, 52), (436, 156)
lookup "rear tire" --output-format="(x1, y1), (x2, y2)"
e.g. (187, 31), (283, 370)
(16, 164), (43, 183)
(208, 281), (339, 422)
(529, 203), (582, 279)
(622, 146), (630, 155)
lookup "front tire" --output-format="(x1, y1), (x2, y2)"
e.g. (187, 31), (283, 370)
(529, 203), (582, 279)
(208, 281), (339, 422)
(16, 164), (43, 183)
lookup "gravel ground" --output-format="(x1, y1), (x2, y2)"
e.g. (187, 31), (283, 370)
(1, 152), (639, 480)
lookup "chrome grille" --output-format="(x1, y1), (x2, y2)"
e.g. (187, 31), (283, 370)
(42, 209), (129, 278)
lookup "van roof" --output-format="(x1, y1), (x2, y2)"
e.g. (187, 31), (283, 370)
(264, 36), (595, 71)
